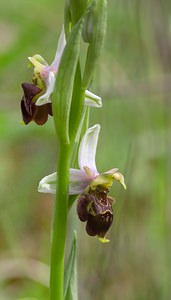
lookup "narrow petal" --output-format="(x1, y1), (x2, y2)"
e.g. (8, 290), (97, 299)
(84, 90), (102, 108)
(78, 124), (100, 175)
(112, 172), (126, 189)
(90, 173), (116, 191)
(38, 172), (56, 194)
(50, 27), (66, 72)
(83, 166), (95, 179)
(103, 168), (119, 175)
(36, 72), (56, 106)
(28, 55), (48, 69)
(38, 169), (88, 195)
(90, 169), (126, 191)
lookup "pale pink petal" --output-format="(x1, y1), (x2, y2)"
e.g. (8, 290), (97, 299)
(103, 168), (119, 175)
(49, 27), (66, 73)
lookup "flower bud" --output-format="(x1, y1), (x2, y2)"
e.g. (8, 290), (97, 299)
(82, 8), (93, 43)
(82, 0), (108, 88)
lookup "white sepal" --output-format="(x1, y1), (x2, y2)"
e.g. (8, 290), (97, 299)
(38, 168), (89, 195)
(38, 172), (56, 194)
(78, 124), (100, 175)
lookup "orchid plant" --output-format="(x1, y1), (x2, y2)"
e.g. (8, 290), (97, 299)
(20, 0), (126, 299)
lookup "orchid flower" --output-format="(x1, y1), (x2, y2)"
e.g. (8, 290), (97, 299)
(21, 27), (102, 125)
(38, 124), (126, 241)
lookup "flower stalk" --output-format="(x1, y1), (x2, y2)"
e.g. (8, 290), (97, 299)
(50, 142), (71, 300)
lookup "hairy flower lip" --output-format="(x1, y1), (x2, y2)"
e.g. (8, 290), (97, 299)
(21, 82), (42, 113)
(77, 189), (114, 239)
(21, 82), (52, 125)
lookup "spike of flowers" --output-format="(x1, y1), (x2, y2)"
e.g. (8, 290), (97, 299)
(20, 1), (126, 299)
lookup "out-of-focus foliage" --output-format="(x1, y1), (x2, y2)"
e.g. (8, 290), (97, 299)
(0, 0), (171, 299)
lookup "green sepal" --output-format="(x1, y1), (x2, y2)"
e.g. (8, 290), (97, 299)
(83, 0), (107, 88)
(52, 18), (84, 144)
(64, 232), (78, 300)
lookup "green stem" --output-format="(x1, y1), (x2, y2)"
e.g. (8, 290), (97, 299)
(50, 142), (71, 300)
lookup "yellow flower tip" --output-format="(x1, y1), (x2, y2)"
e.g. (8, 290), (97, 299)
(112, 172), (126, 190)
(20, 120), (25, 125)
(28, 56), (44, 69)
(123, 182), (127, 190)
(28, 56), (35, 64)
(28, 54), (48, 66)
(98, 237), (110, 243)
(120, 179), (126, 190)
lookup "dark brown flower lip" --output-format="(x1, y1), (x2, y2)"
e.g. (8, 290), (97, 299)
(20, 82), (53, 125)
(22, 82), (42, 106)
(77, 188), (114, 238)
(86, 211), (113, 237)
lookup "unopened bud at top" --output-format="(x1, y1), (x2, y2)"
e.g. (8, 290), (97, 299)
(82, 0), (108, 88)
(82, 0), (107, 44)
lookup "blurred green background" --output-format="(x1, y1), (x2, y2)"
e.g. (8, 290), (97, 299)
(0, 0), (171, 299)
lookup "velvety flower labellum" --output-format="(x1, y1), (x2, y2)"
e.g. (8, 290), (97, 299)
(21, 83), (52, 125)
(77, 187), (114, 238)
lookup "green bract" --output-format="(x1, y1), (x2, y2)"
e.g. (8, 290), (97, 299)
(69, 0), (88, 24)
(64, 232), (77, 300)
(52, 18), (84, 144)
